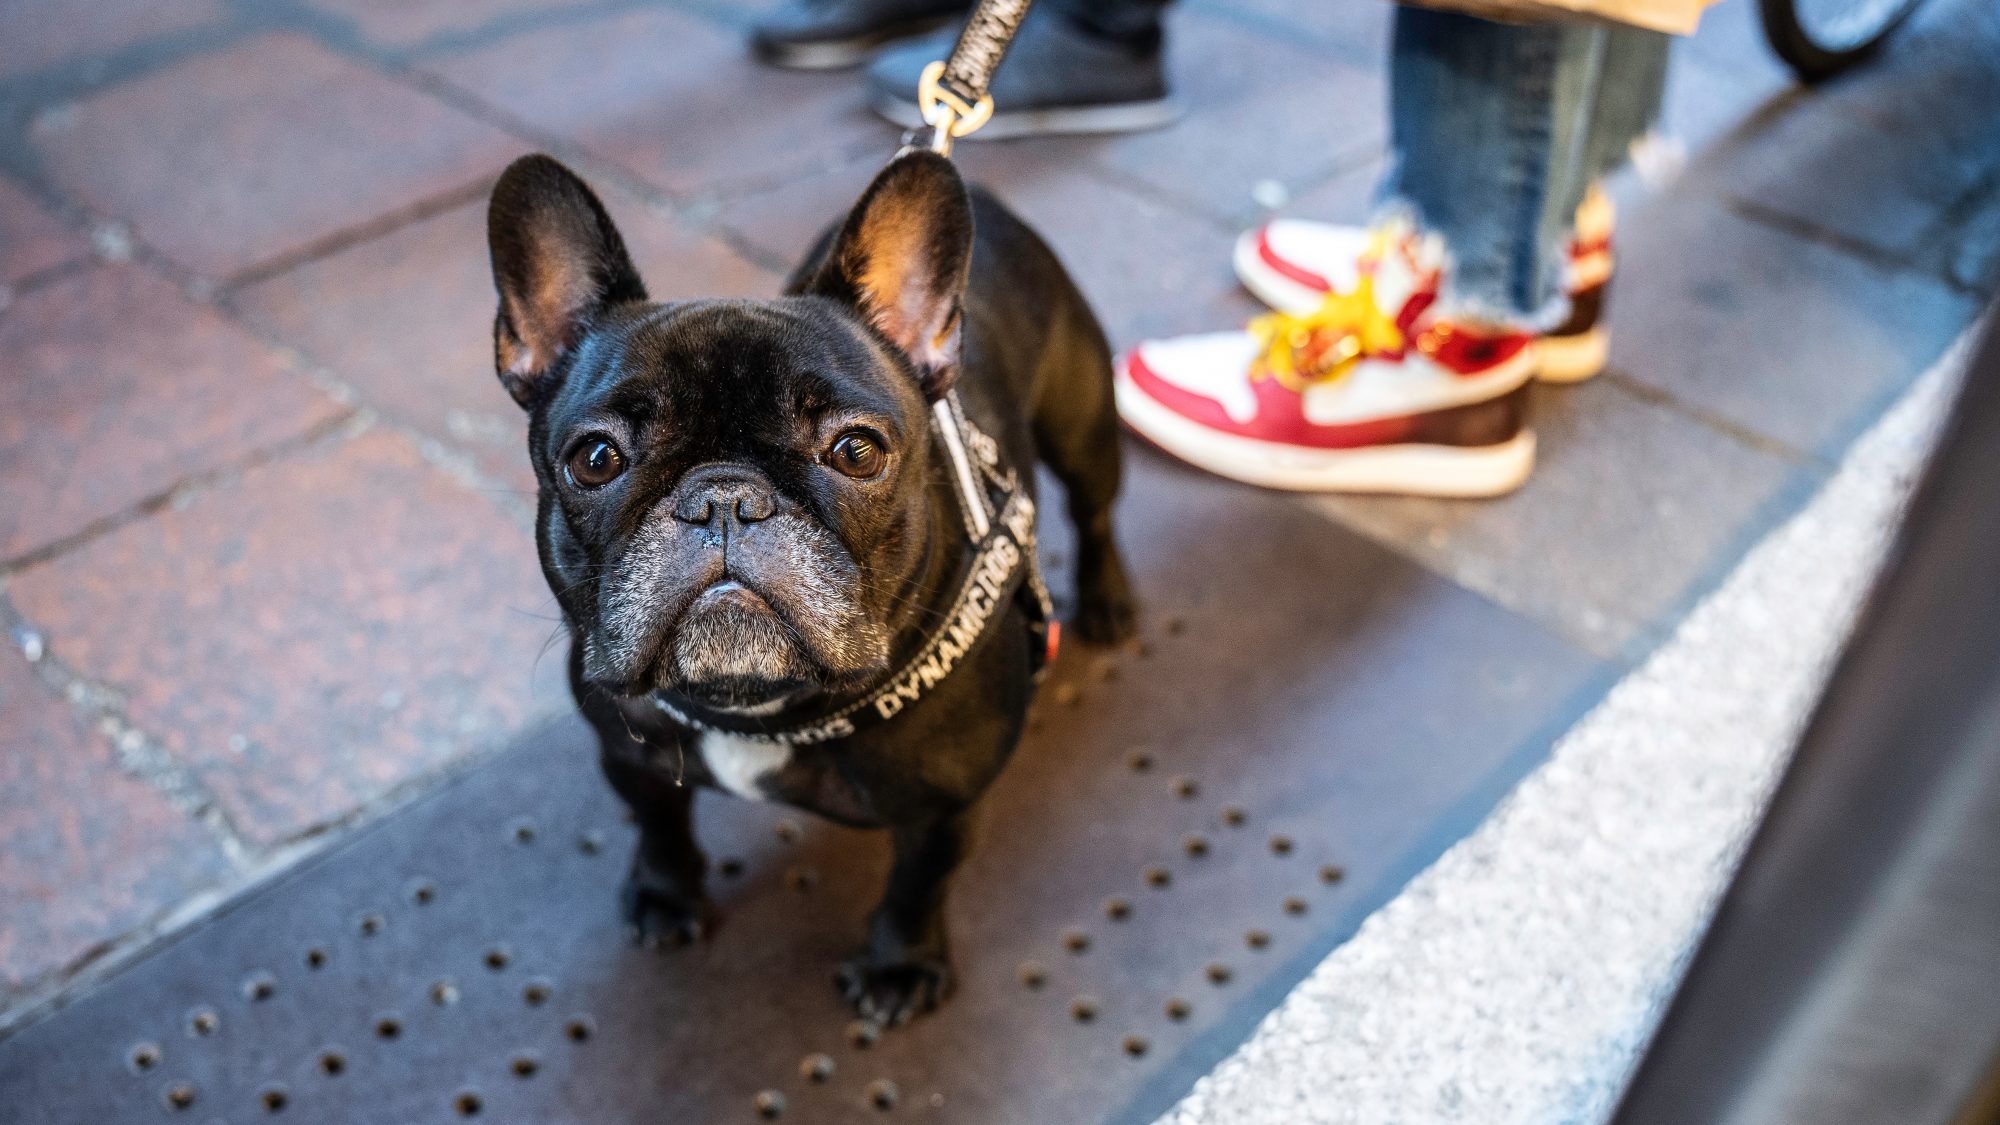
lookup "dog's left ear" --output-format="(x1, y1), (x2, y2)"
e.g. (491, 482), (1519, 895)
(808, 151), (973, 401)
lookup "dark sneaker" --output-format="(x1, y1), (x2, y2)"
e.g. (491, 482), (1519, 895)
(751, 0), (968, 71)
(864, 14), (1177, 138)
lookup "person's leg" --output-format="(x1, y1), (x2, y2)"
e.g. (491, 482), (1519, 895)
(1383, 8), (1667, 328)
(864, 0), (1176, 137)
(1537, 23), (1670, 378)
(1580, 24), (1672, 190)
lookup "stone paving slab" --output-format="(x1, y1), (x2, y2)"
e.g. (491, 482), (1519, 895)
(963, 145), (1270, 346)
(230, 185), (776, 499)
(7, 426), (564, 849)
(1151, 8), (1353, 115)
(1086, 54), (1384, 229)
(1654, 41), (1792, 156)
(1611, 189), (1976, 461)
(1275, 155), (1383, 224)
(716, 144), (1266, 348)
(306, 0), (590, 51)
(1309, 378), (1803, 659)
(0, 176), (86, 287)
(1950, 180), (2000, 293)
(423, 6), (892, 200)
(1716, 97), (1996, 263)
(1818, 0), (1996, 139)
(0, 647), (232, 995)
(1673, 0), (1789, 72)
(0, 264), (348, 562)
(1715, 0), (1999, 262)
(0, 0), (228, 80)
(1190, 0), (1392, 61)
(705, 6), (1380, 234)
(32, 31), (522, 280)
(712, 152), (886, 268)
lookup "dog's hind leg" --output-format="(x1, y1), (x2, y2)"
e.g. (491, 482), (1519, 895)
(1031, 321), (1138, 645)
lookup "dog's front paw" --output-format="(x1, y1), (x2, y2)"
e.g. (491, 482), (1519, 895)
(618, 878), (715, 949)
(836, 954), (954, 1026)
(1074, 571), (1138, 646)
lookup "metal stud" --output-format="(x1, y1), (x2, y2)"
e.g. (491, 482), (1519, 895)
(800, 1054), (836, 1083)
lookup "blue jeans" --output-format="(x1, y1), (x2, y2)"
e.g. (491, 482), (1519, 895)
(1382, 8), (1670, 327)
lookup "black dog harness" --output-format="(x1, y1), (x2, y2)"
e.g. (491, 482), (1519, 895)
(652, 390), (1056, 745)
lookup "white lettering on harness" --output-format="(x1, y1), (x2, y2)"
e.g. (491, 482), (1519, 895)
(875, 531), (1021, 720)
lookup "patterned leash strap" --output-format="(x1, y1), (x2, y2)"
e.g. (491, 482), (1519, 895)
(907, 0), (1034, 156)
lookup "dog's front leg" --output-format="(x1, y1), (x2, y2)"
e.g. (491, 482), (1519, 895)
(838, 808), (977, 1025)
(572, 643), (714, 947)
(599, 737), (714, 948)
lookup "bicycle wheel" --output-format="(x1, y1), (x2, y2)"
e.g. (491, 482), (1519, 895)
(1760, 0), (1924, 81)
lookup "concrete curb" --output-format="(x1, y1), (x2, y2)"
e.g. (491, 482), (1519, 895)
(1158, 341), (1966, 1125)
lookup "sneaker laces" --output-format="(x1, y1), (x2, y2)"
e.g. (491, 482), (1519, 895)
(1249, 230), (1408, 391)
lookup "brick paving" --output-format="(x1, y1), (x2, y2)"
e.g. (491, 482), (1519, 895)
(0, 0), (1993, 1029)
(7, 427), (563, 846)
(0, 176), (86, 285)
(0, 265), (347, 560)
(0, 646), (231, 995)
(33, 32), (524, 280)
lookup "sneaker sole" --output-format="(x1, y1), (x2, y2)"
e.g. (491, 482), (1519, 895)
(1232, 229), (1607, 385)
(871, 90), (1181, 138)
(753, 16), (959, 71)
(1529, 325), (1608, 383)
(1114, 366), (1536, 498)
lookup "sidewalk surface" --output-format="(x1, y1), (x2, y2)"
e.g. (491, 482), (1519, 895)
(2, 0), (1995, 1036)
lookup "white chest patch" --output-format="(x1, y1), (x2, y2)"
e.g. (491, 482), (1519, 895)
(698, 732), (791, 801)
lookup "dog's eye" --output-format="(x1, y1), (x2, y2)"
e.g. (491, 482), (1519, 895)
(565, 437), (626, 489)
(828, 430), (886, 479)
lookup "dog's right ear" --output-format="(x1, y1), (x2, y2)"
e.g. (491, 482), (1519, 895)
(487, 154), (646, 408)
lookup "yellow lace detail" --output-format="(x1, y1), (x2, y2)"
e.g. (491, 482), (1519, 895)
(1249, 271), (1405, 392)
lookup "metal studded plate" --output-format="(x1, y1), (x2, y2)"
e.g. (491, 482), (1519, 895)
(0, 456), (1606, 1124)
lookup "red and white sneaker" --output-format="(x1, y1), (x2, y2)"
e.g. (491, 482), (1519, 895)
(1234, 185), (1616, 384)
(1116, 224), (1537, 497)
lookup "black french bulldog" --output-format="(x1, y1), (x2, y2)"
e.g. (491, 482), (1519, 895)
(485, 150), (1135, 1025)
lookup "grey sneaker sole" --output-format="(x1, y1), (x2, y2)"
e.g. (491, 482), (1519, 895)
(871, 89), (1181, 138)
(753, 15), (959, 71)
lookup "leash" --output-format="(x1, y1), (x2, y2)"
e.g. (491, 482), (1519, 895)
(904, 0), (1034, 156)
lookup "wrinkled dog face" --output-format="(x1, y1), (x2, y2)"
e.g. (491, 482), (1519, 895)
(538, 302), (926, 709)
(486, 154), (973, 711)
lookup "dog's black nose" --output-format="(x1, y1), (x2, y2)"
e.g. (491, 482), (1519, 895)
(673, 473), (776, 528)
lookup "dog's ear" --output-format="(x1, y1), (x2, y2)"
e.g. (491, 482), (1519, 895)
(487, 154), (646, 408)
(808, 151), (973, 401)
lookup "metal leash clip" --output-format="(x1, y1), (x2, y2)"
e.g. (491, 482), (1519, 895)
(895, 0), (1030, 157)
(914, 60), (996, 156)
